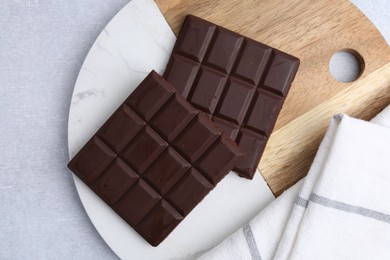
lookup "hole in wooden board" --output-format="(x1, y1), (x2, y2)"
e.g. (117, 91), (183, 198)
(329, 49), (365, 83)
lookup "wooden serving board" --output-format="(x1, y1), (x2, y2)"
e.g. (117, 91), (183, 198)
(156, 0), (390, 196)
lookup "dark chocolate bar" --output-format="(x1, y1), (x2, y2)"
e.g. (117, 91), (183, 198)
(164, 15), (300, 179)
(68, 71), (243, 246)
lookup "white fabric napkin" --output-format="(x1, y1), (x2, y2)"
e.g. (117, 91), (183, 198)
(199, 105), (390, 260)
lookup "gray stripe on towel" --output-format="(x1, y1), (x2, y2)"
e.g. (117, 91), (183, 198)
(243, 223), (262, 260)
(296, 196), (309, 208)
(310, 193), (390, 224)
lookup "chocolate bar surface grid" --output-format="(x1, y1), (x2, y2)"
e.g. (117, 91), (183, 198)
(68, 71), (243, 246)
(164, 15), (300, 179)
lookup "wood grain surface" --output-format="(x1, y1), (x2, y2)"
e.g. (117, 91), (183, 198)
(156, 0), (390, 195)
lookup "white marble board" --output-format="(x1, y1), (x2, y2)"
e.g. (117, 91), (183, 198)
(67, 0), (275, 259)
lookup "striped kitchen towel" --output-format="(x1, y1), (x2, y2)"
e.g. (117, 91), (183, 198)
(199, 105), (390, 260)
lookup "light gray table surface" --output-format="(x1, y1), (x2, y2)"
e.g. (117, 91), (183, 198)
(1, 0), (389, 259)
